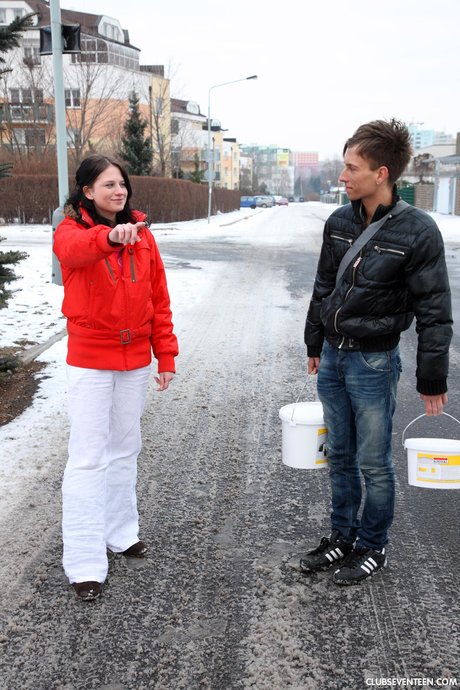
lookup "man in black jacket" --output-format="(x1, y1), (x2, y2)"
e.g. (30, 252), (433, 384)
(300, 119), (452, 585)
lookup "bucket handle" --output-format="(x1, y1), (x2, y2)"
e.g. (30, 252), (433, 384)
(401, 411), (460, 448)
(290, 376), (318, 424)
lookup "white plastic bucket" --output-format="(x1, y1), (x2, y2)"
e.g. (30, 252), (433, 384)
(279, 401), (328, 469)
(402, 413), (460, 489)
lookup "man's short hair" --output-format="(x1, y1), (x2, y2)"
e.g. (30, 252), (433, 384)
(343, 118), (413, 185)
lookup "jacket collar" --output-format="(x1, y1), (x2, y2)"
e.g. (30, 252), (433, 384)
(64, 204), (146, 227)
(351, 184), (400, 225)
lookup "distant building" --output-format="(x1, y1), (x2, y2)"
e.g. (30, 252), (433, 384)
(221, 138), (240, 190)
(239, 152), (254, 193)
(240, 144), (294, 196)
(170, 99), (207, 177)
(0, 0), (170, 173)
(292, 151), (319, 170)
(409, 125), (455, 151)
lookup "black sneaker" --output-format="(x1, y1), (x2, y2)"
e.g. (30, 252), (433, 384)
(299, 530), (354, 573)
(332, 545), (387, 586)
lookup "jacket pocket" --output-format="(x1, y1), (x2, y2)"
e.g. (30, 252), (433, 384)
(361, 241), (407, 284)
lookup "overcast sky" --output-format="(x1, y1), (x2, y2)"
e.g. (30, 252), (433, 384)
(65, 0), (459, 160)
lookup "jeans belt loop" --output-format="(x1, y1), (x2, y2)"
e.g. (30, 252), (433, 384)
(120, 328), (131, 344)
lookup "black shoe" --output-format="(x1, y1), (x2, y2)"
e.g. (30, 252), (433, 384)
(332, 545), (387, 586)
(299, 530), (354, 573)
(72, 581), (102, 601)
(123, 540), (147, 557)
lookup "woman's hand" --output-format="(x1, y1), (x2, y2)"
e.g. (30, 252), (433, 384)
(155, 372), (175, 391)
(108, 221), (145, 246)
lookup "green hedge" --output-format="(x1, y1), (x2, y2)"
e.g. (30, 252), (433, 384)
(0, 175), (241, 224)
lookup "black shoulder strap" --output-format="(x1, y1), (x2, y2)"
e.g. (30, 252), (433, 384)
(335, 200), (410, 286)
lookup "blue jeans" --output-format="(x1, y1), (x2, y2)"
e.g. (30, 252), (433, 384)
(317, 341), (402, 550)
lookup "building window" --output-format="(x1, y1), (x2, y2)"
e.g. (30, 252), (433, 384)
(66, 128), (81, 147)
(71, 37), (108, 65)
(0, 9), (6, 24)
(102, 22), (120, 41)
(65, 89), (81, 108)
(171, 119), (179, 135)
(9, 88), (42, 104)
(21, 88), (32, 105)
(13, 9), (25, 19)
(24, 46), (41, 65)
(155, 98), (163, 116)
(25, 128), (46, 148)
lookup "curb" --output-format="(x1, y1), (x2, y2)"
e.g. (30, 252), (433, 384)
(18, 328), (67, 365)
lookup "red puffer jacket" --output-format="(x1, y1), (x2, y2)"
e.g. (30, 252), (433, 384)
(53, 207), (178, 372)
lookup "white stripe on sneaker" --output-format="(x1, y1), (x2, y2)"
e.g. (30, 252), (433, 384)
(360, 558), (377, 574)
(326, 547), (345, 563)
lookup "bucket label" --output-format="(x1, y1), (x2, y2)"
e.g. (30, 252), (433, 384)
(416, 452), (460, 484)
(316, 427), (328, 465)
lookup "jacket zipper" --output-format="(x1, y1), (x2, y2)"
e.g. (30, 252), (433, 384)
(374, 245), (405, 256)
(331, 234), (353, 245)
(104, 258), (116, 283)
(128, 248), (136, 283)
(335, 255), (362, 348)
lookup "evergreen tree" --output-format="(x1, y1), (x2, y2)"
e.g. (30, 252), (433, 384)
(188, 153), (205, 184)
(0, 15), (32, 310)
(0, 162), (12, 178)
(119, 92), (153, 176)
(0, 13), (35, 77)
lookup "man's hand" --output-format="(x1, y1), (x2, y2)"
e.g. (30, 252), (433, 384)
(308, 356), (320, 375)
(420, 393), (448, 416)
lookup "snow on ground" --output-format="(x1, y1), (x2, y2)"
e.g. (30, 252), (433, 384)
(0, 203), (459, 523)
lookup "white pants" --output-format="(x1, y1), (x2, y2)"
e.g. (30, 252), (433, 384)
(62, 364), (150, 584)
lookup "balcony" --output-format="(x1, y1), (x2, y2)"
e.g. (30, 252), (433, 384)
(0, 103), (55, 124)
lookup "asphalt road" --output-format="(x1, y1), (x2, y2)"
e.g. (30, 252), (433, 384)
(0, 204), (459, 690)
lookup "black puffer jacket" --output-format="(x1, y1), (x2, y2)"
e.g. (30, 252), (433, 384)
(304, 193), (452, 395)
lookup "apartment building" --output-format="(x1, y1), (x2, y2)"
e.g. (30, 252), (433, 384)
(170, 98), (241, 189)
(0, 0), (170, 172)
(409, 124), (455, 151)
(240, 144), (294, 196)
(170, 98), (207, 177)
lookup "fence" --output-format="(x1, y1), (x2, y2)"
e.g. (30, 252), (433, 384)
(0, 175), (240, 224)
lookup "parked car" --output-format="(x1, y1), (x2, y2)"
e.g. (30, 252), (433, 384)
(240, 195), (257, 209)
(255, 195), (274, 208)
(278, 197), (289, 206)
(288, 196), (295, 202)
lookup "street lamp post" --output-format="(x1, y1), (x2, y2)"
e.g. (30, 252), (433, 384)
(207, 75), (257, 223)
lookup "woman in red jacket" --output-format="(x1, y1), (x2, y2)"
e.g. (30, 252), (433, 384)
(54, 154), (178, 601)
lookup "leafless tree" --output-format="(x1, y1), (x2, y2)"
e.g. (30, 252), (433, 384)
(63, 59), (126, 165)
(0, 53), (55, 167)
(412, 153), (435, 183)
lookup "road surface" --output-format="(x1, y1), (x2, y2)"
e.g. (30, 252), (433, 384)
(0, 204), (459, 690)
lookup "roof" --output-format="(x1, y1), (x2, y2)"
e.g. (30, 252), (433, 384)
(438, 154), (460, 164)
(23, 0), (139, 50)
(171, 98), (205, 117)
